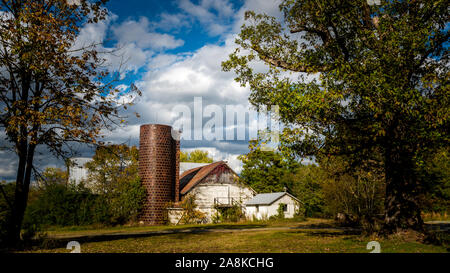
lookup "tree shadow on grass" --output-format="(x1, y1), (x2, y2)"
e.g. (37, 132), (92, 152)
(289, 229), (362, 238)
(30, 223), (269, 250)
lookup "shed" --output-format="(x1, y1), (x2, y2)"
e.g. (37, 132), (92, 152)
(245, 192), (301, 220)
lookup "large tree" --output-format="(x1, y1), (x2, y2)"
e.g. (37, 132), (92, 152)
(0, 0), (138, 246)
(223, 0), (449, 233)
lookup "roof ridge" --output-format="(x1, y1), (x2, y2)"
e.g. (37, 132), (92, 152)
(180, 161), (228, 195)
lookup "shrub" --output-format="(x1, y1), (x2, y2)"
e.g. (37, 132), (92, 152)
(106, 176), (146, 225)
(0, 181), (15, 248)
(214, 204), (245, 223)
(178, 194), (207, 224)
(277, 203), (286, 219)
(23, 182), (98, 227)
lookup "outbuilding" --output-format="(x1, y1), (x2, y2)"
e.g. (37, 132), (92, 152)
(245, 192), (301, 220)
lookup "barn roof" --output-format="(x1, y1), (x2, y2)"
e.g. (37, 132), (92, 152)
(245, 192), (301, 206)
(179, 162), (210, 175)
(179, 161), (235, 195)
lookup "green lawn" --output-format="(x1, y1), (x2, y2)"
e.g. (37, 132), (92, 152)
(20, 219), (449, 253)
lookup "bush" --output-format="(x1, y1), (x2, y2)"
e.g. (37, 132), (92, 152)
(24, 177), (146, 228)
(178, 194), (207, 224)
(24, 183), (98, 227)
(106, 176), (146, 225)
(0, 181), (15, 248)
(277, 203), (285, 219)
(214, 204), (245, 223)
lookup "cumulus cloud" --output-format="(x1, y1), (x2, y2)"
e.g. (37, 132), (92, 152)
(112, 17), (184, 50)
(138, 36), (250, 105)
(177, 0), (237, 36)
(153, 12), (191, 32)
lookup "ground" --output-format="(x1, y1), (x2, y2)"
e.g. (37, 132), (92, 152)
(19, 219), (449, 253)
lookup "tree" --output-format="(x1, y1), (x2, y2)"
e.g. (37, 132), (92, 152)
(419, 148), (450, 213)
(85, 144), (145, 224)
(320, 155), (385, 231)
(36, 167), (68, 188)
(0, 0), (140, 246)
(223, 0), (448, 233)
(282, 164), (325, 218)
(180, 150), (213, 163)
(85, 144), (139, 193)
(239, 138), (300, 193)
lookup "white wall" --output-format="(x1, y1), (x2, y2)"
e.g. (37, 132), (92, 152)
(188, 183), (255, 222)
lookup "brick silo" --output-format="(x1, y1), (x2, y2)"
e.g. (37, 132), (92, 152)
(139, 124), (180, 224)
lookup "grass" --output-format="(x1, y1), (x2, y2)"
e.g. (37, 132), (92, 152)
(20, 218), (449, 253)
(43, 218), (329, 238)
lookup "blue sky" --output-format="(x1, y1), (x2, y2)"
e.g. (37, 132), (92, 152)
(0, 0), (284, 180)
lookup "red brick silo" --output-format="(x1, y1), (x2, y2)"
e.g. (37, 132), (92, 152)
(139, 124), (180, 224)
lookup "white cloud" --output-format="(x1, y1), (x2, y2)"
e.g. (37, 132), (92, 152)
(72, 13), (116, 50)
(154, 12), (191, 32)
(112, 17), (184, 50)
(177, 0), (236, 36)
(232, 0), (283, 33)
(137, 35), (251, 106)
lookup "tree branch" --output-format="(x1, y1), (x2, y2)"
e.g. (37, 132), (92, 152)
(251, 45), (329, 72)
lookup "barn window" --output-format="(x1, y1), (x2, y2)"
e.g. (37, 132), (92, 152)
(256, 205), (259, 213)
(282, 204), (287, 212)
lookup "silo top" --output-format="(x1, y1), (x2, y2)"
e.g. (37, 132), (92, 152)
(140, 124), (173, 129)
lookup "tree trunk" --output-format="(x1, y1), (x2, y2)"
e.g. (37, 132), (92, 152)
(7, 143), (35, 248)
(382, 146), (424, 234)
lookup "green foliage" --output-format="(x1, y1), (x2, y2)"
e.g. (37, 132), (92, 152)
(282, 164), (325, 217)
(24, 182), (98, 227)
(180, 150), (214, 163)
(178, 194), (207, 224)
(320, 155), (385, 229)
(37, 167), (68, 188)
(0, 181), (14, 247)
(84, 144), (145, 225)
(213, 205), (245, 223)
(107, 176), (146, 225)
(419, 148), (450, 213)
(24, 150), (146, 228)
(239, 138), (300, 193)
(276, 203), (286, 219)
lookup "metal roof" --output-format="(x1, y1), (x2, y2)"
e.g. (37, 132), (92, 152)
(179, 162), (210, 175)
(245, 192), (299, 206)
(180, 161), (230, 195)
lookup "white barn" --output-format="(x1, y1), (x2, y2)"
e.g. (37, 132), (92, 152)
(168, 161), (256, 224)
(245, 192), (301, 220)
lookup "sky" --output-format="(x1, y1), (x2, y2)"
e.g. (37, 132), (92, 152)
(0, 0), (286, 181)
